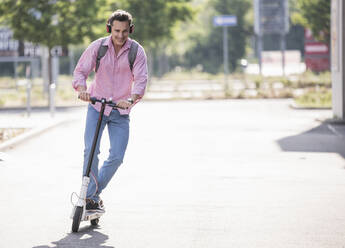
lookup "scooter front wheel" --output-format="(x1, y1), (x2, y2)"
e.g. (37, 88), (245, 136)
(72, 206), (83, 232)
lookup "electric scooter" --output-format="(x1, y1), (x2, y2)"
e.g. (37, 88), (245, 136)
(71, 97), (122, 232)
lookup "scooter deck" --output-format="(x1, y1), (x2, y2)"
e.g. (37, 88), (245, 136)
(84, 209), (105, 221)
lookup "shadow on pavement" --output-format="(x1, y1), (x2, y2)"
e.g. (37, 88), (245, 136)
(277, 123), (345, 159)
(32, 226), (114, 248)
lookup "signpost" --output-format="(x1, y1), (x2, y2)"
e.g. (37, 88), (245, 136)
(254, 0), (289, 75)
(213, 15), (237, 93)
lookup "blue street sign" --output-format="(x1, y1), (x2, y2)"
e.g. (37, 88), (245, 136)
(213, 15), (237, 27)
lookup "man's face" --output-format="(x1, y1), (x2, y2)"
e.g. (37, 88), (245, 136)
(111, 20), (130, 47)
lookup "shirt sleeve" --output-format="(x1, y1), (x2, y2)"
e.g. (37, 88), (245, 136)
(131, 45), (148, 97)
(72, 40), (99, 91)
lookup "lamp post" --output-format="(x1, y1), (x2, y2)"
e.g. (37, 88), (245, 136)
(213, 15), (237, 95)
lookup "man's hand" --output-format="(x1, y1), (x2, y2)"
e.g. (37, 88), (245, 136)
(77, 86), (90, 102)
(116, 94), (140, 109)
(116, 99), (133, 109)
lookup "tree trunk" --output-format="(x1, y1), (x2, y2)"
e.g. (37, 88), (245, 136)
(18, 40), (25, 56)
(48, 50), (53, 85)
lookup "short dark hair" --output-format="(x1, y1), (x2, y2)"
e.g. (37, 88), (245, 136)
(107, 9), (133, 26)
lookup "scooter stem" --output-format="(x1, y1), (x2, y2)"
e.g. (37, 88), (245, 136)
(85, 99), (106, 177)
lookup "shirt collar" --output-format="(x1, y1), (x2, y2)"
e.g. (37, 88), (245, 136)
(106, 35), (132, 51)
(124, 38), (132, 50)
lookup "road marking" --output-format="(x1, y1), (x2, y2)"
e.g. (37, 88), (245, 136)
(327, 124), (344, 138)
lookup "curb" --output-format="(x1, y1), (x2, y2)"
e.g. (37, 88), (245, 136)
(288, 101), (331, 110)
(0, 118), (73, 151)
(0, 105), (86, 113)
(319, 118), (345, 125)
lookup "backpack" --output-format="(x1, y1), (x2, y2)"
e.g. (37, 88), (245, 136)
(95, 37), (139, 73)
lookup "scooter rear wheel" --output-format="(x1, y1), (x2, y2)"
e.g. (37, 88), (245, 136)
(91, 218), (99, 226)
(72, 206), (83, 232)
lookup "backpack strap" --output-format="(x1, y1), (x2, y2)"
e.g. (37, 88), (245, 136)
(95, 38), (108, 73)
(95, 38), (138, 73)
(128, 40), (139, 72)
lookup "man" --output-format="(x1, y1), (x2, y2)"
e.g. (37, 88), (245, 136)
(72, 9), (148, 211)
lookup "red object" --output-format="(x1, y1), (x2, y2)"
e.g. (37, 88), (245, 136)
(305, 57), (330, 72)
(305, 43), (329, 55)
(304, 28), (330, 72)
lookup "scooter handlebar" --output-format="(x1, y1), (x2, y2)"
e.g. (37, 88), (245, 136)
(89, 97), (99, 104)
(89, 97), (126, 109)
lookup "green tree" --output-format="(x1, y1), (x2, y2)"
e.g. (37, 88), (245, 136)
(291, 0), (330, 43)
(0, 0), (104, 84)
(101, 0), (194, 48)
(100, 0), (194, 76)
(180, 0), (252, 73)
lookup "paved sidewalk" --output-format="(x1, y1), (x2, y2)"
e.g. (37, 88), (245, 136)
(0, 106), (86, 151)
(1, 99), (345, 248)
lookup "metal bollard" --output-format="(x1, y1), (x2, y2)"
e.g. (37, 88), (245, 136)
(26, 81), (31, 117)
(49, 83), (56, 117)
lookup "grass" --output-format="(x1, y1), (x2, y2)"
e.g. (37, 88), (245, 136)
(0, 71), (332, 108)
(158, 70), (219, 81)
(159, 70), (331, 86)
(0, 75), (86, 108)
(159, 70), (332, 108)
(294, 87), (332, 108)
(0, 128), (27, 143)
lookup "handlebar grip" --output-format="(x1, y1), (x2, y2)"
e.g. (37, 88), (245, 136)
(90, 97), (97, 104)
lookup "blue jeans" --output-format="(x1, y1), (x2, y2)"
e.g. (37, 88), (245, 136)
(83, 104), (129, 201)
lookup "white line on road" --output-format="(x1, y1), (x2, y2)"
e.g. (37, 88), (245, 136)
(327, 124), (344, 138)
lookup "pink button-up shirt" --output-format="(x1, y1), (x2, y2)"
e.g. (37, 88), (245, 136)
(72, 36), (148, 116)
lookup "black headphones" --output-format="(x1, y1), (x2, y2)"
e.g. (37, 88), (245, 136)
(106, 23), (134, 33)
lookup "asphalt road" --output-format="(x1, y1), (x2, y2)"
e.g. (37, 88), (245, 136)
(1, 99), (345, 248)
